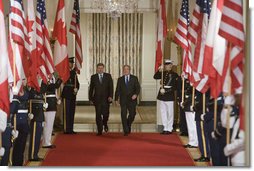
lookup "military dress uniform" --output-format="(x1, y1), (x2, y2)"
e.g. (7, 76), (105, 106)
(0, 102), (16, 166)
(12, 88), (30, 166)
(42, 78), (62, 148)
(203, 94), (224, 166)
(153, 60), (178, 134)
(28, 83), (47, 161)
(62, 65), (80, 134)
(182, 80), (198, 148)
(212, 95), (238, 166)
(193, 91), (211, 162)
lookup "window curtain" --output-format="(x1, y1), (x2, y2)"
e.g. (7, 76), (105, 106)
(88, 13), (143, 81)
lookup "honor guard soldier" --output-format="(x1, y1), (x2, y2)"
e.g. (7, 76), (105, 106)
(177, 75), (188, 136)
(42, 76), (62, 148)
(211, 95), (239, 166)
(62, 57), (80, 134)
(0, 93), (18, 166)
(193, 90), (210, 162)
(203, 93), (224, 166)
(12, 85), (30, 166)
(181, 79), (198, 148)
(154, 59), (178, 135)
(28, 79), (48, 162)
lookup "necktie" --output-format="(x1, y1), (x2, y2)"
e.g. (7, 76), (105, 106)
(125, 76), (129, 86)
(99, 74), (103, 84)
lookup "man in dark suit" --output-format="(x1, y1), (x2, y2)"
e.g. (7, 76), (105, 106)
(89, 63), (113, 136)
(115, 65), (140, 136)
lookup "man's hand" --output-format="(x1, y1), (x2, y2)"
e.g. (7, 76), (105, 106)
(132, 94), (137, 100)
(108, 97), (113, 102)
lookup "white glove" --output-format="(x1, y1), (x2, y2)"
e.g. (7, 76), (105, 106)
(160, 88), (165, 94)
(201, 113), (205, 121)
(190, 105), (194, 112)
(12, 86), (19, 95)
(42, 122), (45, 128)
(28, 113), (34, 120)
(74, 88), (78, 93)
(180, 102), (184, 108)
(158, 65), (163, 71)
(57, 99), (62, 105)
(11, 130), (19, 139)
(224, 139), (245, 156)
(0, 147), (5, 157)
(43, 103), (48, 109)
(0, 109), (7, 132)
(211, 131), (217, 140)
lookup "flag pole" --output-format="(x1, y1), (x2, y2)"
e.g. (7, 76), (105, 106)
(226, 43), (232, 166)
(13, 42), (17, 88)
(200, 93), (207, 158)
(181, 76), (185, 104)
(191, 87), (195, 110)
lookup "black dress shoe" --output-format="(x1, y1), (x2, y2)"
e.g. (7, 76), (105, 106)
(71, 131), (77, 134)
(42, 145), (56, 149)
(104, 125), (108, 133)
(128, 125), (131, 134)
(29, 158), (44, 162)
(194, 156), (210, 162)
(160, 131), (172, 135)
(124, 132), (128, 136)
(183, 144), (198, 148)
(179, 132), (188, 136)
(64, 132), (71, 134)
(52, 133), (55, 136)
(96, 132), (102, 136)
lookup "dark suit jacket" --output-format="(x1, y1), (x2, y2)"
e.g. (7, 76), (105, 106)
(115, 75), (140, 105)
(89, 73), (113, 104)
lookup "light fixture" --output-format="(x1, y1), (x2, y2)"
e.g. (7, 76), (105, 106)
(91, 0), (139, 18)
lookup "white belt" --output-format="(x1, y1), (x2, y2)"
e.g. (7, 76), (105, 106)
(185, 95), (189, 98)
(18, 109), (28, 113)
(164, 86), (172, 89)
(46, 95), (56, 98)
(12, 99), (20, 103)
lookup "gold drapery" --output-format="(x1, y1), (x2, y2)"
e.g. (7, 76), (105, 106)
(88, 13), (143, 81)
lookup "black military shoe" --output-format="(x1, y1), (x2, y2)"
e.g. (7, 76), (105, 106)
(179, 132), (188, 136)
(104, 125), (109, 133)
(160, 131), (172, 135)
(42, 145), (56, 149)
(29, 158), (44, 162)
(71, 131), (77, 134)
(194, 156), (210, 162)
(96, 132), (102, 136)
(183, 144), (198, 148)
(124, 132), (128, 136)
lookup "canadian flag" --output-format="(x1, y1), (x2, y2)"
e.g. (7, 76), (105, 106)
(203, 0), (228, 98)
(0, 0), (10, 132)
(53, 0), (70, 83)
(154, 0), (167, 71)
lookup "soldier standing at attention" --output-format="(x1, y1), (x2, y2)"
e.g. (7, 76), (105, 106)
(62, 57), (80, 134)
(153, 59), (178, 135)
(28, 78), (48, 162)
(42, 76), (62, 148)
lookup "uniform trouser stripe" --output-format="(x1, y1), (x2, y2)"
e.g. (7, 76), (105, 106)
(200, 121), (207, 157)
(63, 99), (66, 132)
(31, 122), (36, 159)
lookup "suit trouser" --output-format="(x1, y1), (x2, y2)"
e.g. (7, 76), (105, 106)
(159, 100), (174, 132)
(95, 103), (109, 133)
(28, 121), (43, 160)
(196, 121), (210, 158)
(206, 118), (220, 166)
(120, 102), (136, 134)
(185, 112), (198, 146)
(0, 126), (12, 166)
(43, 111), (56, 146)
(12, 114), (29, 166)
(179, 107), (188, 134)
(63, 98), (76, 133)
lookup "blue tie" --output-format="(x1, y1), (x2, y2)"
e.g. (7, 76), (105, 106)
(125, 76), (129, 86)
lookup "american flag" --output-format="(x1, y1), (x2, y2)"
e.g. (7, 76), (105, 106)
(174, 0), (193, 79)
(9, 0), (30, 86)
(70, 0), (83, 74)
(0, 0), (10, 119)
(219, 0), (245, 94)
(187, 0), (211, 93)
(36, 0), (55, 82)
